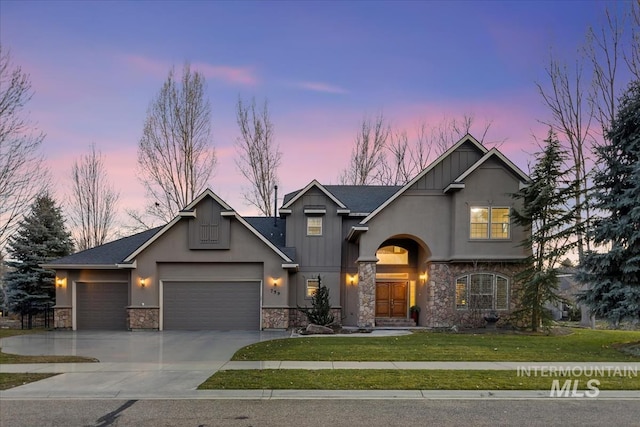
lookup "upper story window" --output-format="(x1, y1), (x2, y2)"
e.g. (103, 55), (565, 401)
(470, 207), (510, 239)
(307, 217), (323, 236)
(456, 273), (509, 310)
(376, 245), (408, 265)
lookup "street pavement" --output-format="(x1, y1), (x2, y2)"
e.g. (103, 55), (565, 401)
(1, 330), (639, 400)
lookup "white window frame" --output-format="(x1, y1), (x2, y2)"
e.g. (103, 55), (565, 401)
(470, 206), (511, 240)
(455, 273), (509, 310)
(306, 216), (323, 236)
(306, 278), (320, 298)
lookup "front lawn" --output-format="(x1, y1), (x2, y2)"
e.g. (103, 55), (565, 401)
(232, 329), (640, 362)
(0, 373), (57, 390)
(199, 369), (640, 390)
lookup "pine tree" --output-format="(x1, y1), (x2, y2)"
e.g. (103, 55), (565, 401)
(577, 80), (640, 327)
(297, 276), (335, 326)
(4, 194), (74, 319)
(512, 129), (579, 331)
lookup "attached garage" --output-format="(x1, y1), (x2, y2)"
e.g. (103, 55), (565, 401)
(76, 282), (128, 330)
(162, 281), (261, 330)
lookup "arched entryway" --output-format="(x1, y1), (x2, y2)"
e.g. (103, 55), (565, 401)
(373, 237), (430, 326)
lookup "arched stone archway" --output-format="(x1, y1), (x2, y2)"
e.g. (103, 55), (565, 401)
(356, 234), (431, 328)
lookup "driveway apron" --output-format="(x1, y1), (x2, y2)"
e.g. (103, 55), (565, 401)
(0, 330), (288, 398)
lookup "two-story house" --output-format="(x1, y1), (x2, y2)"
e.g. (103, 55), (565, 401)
(44, 134), (530, 331)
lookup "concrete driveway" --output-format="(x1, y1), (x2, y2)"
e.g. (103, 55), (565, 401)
(0, 330), (288, 399)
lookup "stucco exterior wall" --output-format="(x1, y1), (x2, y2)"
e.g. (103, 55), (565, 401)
(131, 213), (289, 309)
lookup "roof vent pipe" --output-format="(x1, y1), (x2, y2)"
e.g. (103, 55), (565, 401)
(274, 185), (278, 226)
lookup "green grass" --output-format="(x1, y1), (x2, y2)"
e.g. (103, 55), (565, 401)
(232, 329), (640, 362)
(199, 369), (640, 390)
(0, 373), (58, 391)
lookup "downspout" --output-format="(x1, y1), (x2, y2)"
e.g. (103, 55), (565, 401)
(274, 185), (278, 226)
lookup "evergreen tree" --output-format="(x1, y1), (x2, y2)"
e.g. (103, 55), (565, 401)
(577, 80), (640, 327)
(4, 194), (74, 318)
(512, 129), (579, 331)
(297, 276), (335, 326)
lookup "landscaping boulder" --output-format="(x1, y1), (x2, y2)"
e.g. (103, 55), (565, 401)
(306, 323), (335, 334)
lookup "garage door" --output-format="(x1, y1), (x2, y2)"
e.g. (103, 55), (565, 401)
(163, 281), (260, 330)
(76, 282), (128, 330)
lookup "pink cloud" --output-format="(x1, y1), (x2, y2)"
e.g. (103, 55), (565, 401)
(193, 62), (258, 86)
(122, 54), (258, 86)
(292, 81), (348, 94)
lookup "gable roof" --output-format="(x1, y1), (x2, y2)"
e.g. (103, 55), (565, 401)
(41, 227), (163, 268)
(123, 189), (294, 264)
(361, 135), (530, 224)
(45, 189), (296, 269)
(360, 134), (488, 224)
(452, 148), (530, 184)
(281, 180), (347, 210)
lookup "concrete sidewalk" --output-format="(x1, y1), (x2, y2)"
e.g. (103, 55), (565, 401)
(2, 360), (638, 400)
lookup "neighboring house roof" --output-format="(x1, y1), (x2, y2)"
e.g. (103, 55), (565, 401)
(41, 227), (163, 268)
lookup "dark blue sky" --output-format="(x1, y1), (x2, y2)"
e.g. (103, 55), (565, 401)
(1, 0), (633, 215)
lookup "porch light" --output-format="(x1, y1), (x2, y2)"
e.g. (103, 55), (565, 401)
(140, 278), (146, 288)
(270, 278), (280, 295)
(56, 278), (65, 288)
(419, 272), (427, 282)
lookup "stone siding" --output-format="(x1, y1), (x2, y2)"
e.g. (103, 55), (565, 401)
(262, 308), (289, 329)
(54, 307), (72, 329)
(357, 261), (376, 328)
(425, 262), (525, 328)
(127, 307), (159, 330)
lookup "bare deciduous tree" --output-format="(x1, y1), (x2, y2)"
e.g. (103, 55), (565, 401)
(136, 63), (216, 224)
(354, 114), (494, 186)
(585, 4), (640, 135)
(536, 54), (594, 264)
(0, 46), (49, 249)
(69, 144), (120, 250)
(235, 96), (281, 216)
(339, 113), (390, 185)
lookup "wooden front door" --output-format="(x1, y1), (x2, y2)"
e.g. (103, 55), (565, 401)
(375, 282), (407, 317)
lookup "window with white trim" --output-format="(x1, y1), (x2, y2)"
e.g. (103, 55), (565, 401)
(470, 207), (510, 239)
(307, 217), (322, 236)
(455, 273), (509, 310)
(306, 278), (319, 298)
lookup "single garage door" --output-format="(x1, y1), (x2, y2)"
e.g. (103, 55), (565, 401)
(163, 281), (260, 330)
(76, 282), (128, 330)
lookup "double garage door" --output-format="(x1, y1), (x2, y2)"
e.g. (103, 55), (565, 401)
(163, 281), (261, 330)
(75, 281), (261, 330)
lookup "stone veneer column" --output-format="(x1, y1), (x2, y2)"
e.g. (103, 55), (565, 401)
(54, 306), (72, 329)
(127, 307), (159, 331)
(357, 259), (377, 328)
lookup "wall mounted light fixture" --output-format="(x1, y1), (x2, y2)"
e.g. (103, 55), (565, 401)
(56, 278), (64, 288)
(140, 278), (146, 288)
(270, 278), (280, 295)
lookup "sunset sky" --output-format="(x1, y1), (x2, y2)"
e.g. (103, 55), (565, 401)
(0, 1), (632, 227)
